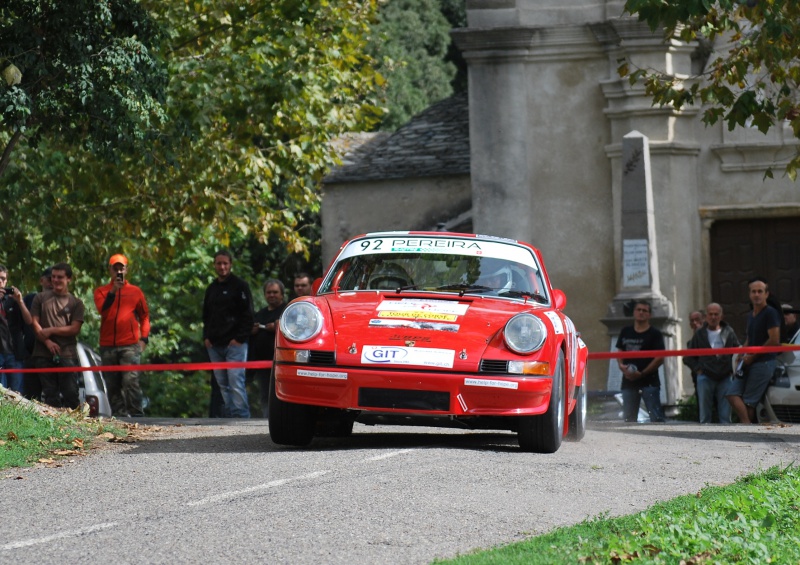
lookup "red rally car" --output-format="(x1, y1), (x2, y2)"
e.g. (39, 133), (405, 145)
(269, 231), (588, 453)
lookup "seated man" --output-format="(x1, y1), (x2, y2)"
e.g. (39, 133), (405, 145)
(477, 260), (513, 293)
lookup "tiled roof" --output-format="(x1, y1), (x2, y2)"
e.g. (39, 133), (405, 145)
(324, 91), (470, 183)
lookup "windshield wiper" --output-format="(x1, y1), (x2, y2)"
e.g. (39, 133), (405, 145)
(499, 290), (548, 303)
(396, 284), (421, 293)
(434, 283), (493, 296)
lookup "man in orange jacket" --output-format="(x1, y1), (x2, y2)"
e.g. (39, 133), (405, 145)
(93, 254), (150, 416)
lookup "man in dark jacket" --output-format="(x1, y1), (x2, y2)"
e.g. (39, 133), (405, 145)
(0, 265), (32, 394)
(203, 249), (254, 418)
(683, 303), (740, 424)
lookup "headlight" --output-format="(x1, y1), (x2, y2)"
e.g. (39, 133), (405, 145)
(280, 302), (324, 342)
(504, 314), (546, 354)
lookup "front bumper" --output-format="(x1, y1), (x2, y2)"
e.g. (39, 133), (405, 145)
(274, 362), (554, 416)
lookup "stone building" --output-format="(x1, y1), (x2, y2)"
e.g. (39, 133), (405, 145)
(321, 0), (800, 402)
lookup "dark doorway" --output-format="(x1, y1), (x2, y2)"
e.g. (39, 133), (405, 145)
(710, 217), (800, 339)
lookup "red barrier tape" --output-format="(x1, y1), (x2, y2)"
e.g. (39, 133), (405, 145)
(588, 345), (800, 360)
(0, 361), (273, 374)
(2, 345), (799, 374)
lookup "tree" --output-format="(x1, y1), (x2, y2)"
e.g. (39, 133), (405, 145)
(1, 0), (384, 416)
(622, 0), (800, 178)
(0, 0), (168, 177)
(368, 0), (456, 130)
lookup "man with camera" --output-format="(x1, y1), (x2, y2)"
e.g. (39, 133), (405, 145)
(0, 264), (32, 394)
(93, 254), (151, 416)
(30, 262), (84, 408)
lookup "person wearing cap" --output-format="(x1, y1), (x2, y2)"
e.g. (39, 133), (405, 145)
(93, 254), (151, 417)
(782, 304), (799, 343)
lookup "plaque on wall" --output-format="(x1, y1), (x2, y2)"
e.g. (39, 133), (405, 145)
(623, 239), (649, 287)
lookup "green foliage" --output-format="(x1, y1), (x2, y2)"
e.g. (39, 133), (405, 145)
(368, 0), (457, 130)
(0, 1), (383, 415)
(0, 0), (168, 173)
(622, 0), (800, 178)
(0, 398), (124, 469)
(437, 464), (800, 564)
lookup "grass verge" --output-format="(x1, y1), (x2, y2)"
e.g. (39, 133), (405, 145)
(437, 464), (800, 564)
(0, 397), (126, 471)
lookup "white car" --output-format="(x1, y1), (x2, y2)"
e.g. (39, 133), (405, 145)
(756, 329), (800, 424)
(76, 342), (113, 418)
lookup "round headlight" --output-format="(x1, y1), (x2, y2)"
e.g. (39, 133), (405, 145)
(280, 302), (324, 342)
(504, 314), (547, 354)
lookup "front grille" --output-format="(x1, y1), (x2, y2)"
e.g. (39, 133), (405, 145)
(359, 388), (450, 411)
(770, 405), (800, 424)
(480, 359), (509, 374)
(309, 351), (336, 365)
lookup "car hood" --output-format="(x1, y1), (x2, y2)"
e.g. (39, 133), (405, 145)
(318, 292), (550, 371)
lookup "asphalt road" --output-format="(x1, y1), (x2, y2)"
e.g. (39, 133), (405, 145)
(1, 419), (798, 564)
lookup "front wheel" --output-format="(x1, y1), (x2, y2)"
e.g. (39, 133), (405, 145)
(518, 351), (565, 453)
(567, 366), (587, 441)
(268, 367), (317, 446)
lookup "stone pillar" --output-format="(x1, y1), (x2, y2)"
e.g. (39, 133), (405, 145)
(602, 131), (681, 406)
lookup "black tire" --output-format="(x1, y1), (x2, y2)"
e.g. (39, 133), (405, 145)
(518, 351), (565, 453)
(567, 366), (588, 441)
(267, 367), (316, 446)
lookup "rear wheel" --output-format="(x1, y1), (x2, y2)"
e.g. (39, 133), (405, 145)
(268, 367), (316, 446)
(567, 366), (587, 441)
(518, 351), (565, 453)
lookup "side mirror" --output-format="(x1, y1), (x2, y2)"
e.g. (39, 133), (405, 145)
(311, 277), (323, 296)
(552, 289), (567, 310)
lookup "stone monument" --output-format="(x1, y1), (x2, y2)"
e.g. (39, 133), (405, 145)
(602, 131), (681, 407)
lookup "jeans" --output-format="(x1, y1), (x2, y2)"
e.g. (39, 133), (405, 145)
(622, 385), (665, 423)
(100, 344), (144, 417)
(207, 343), (250, 418)
(696, 374), (732, 424)
(0, 352), (24, 394)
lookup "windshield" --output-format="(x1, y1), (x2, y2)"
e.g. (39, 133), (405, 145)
(320, 235), (548, 302)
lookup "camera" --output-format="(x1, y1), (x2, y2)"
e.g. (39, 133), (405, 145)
(116, 272), (124, 282)
(3, 286), (17, 298)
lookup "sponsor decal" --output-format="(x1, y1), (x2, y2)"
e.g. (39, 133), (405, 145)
(297, 369), (348, 380)
(464, 378), (519, 390)
(368, 319), (460, 332)
(544, 311), (564, 335)
(361, 346), (455, 368)
(378, 311), (458, 322)
(377, 299), (468, 316)
(387, 333), (432, 343)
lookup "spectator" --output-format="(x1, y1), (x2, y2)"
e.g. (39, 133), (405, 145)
(249, 279), (287, 417)
(0, 265), (32, 394)
(93, 254), (151, 417)
(22, 267), (52, 400)
(203, 249), (254, 418)
(30, 263), (84, 409)
(293, 272), (313, 298)
(686, 309), (705, 394)
(683, 303), (739, 424)
(688, 310), (704, 332)
(727, 277), (781, 424)
(781, 304), (799, 342)
(615, 300), (666, 423)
